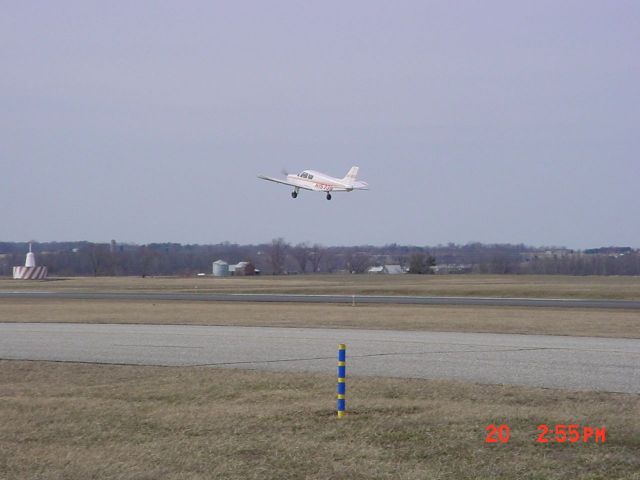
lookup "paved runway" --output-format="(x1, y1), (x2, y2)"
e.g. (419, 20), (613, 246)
(1, 323), (639, 393)
(1, 291), (639, 309)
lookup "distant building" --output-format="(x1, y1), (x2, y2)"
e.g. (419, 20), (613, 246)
(367, 264), (405, 275)
(212, 260), (230, 277)
(229, 261), (257, 276)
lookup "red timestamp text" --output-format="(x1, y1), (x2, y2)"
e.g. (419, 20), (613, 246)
(485, 424), (606, 444)
(536, 424), (606, 443)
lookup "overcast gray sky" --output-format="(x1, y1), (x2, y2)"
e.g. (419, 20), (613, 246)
(2, 1), (638, 248)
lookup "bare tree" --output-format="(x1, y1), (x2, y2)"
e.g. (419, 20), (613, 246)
(321, 250), (340, 273)
(290, 242), (311, 273)
(408, 252), (436, 274)
(268, 238), (289, 274)
(309, 244), (325, 273)
(346, 252), (370, 274)
(86, 244), (112, 276)
(140, 245), (158, 277)
(6, 240), (640, 277)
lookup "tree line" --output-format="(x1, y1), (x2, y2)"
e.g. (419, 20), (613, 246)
(0, 240), (638, 276)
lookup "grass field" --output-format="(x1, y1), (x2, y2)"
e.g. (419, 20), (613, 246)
(1, 360), (639, 480)
(2, 277), (639, 478)
(2, 274), (639, 338)
(1, 298), (640, 338)
(2, 274), (640, 299)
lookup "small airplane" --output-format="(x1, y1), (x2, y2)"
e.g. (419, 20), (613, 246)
(258, 166), (369, 200)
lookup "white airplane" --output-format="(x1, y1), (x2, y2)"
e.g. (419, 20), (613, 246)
(258, 166), (369, 200)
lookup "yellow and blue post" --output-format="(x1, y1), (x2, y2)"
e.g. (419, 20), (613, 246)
(337, 343), (346, 418)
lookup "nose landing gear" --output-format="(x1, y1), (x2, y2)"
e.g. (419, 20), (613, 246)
(326, 193), (332, 200)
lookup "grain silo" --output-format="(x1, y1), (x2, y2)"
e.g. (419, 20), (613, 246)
(212, 259), (229, 277)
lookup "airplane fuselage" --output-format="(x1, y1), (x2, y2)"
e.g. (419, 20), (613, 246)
(286, 170), (354, 192)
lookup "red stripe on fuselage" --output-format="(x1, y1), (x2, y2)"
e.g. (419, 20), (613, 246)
(288, 176), (345, 191)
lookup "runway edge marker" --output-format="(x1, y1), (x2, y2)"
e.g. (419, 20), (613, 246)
(337, 343), (346, 418)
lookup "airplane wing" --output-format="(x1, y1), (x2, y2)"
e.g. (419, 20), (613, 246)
(257, 175), (314, 191)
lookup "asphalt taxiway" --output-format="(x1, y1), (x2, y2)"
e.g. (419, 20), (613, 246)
(1, 323), (638, 393)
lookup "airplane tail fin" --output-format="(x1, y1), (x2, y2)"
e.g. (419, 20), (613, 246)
(342, 166), (359, 184)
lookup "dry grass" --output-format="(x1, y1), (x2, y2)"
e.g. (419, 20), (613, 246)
(3, 275), (639, 338)
(3, 276), (637, 478)
(1, 360), (638, 479)
(1, 298), (640, 338)
(2, 274), (640, 299)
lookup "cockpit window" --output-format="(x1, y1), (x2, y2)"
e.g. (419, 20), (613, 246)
(308, 174), (314, 179)
(300, 172), (308, 178)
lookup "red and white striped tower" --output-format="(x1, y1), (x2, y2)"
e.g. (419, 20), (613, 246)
(13, 243), (48, 280)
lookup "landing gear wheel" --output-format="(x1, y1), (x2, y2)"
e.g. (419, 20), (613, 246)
(326, 193), (332, 200)
(291, 191), (298, 199)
